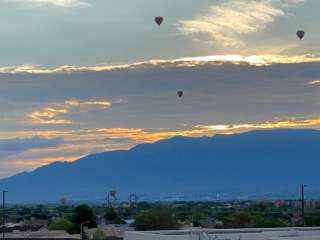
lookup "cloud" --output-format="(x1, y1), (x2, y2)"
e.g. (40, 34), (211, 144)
(9, 116), (320, 144)
(28, 99), (113, 125)
(307, 80), (320, 86)
(28, 107), (72, 125)
(1, 54), (320, 74)
(8, 156), (79, 168)
(195, 117), (320, 133)
(0, 136), (64, 154)
(271, 0), (305, 8)
(177, 0), (303, 47)
(6, 0), (89, 7)
(64, 99), (112, 109)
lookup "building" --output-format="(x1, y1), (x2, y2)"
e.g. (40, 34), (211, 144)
(125, 227), (320, 240)
(274, 200), (320, 208)
(2, 229), (79, 239)
(85, 224), (134, 239)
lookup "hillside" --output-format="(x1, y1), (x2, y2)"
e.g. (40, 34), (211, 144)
(1, 129), (319, 202)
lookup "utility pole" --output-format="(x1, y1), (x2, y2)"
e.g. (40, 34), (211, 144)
(2, 191), (7, 240)
(301, 184), (306, 227)
(80, 221), (89, 240)
(107, 192), (110, 208)
(190, 215), (193, 240)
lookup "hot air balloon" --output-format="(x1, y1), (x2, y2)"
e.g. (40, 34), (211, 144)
(155, 16), (164, 26)
(296, 30), (305, 40)
(177, 91), (183, 98)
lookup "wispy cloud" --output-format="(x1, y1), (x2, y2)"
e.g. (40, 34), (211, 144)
(0, 54), (320, 74)
(178, 0), (303, 47)
(196, 117), (320, 133)
(0, 136), (63, 153)
(10, 116), (320, 144)
(28, 107), (72, 125)
(307, 80), (320, 85)
(28, 99), (113, 125)
(64, 99), (112, 109)
(6, 0), (89, 8)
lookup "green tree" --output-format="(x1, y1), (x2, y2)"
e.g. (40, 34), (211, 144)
(49, 218), (72, 231)
(306, 215), (320, 226)
(224, 212), (254, 228)
(104, 208), (122, 224)
(134, 207), (178, 231)
(68, 205), (97, 234)
(252, 214), (286, 228)
(31, 205), (50, 220)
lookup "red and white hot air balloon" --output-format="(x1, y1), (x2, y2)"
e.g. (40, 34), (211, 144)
(154, 16), (164, 26)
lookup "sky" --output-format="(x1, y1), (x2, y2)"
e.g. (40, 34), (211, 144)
(1, 0), (320, 177)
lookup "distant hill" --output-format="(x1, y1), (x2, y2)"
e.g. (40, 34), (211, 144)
(1, 129), (320, 202)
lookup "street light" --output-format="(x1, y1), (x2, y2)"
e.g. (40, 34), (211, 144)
(301, 184), (307, 227)
(80, 221), (90, 240)
(2, 190), (8, 240)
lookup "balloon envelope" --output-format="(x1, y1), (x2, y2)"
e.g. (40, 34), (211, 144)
(177, 91), (183, 97)
(155, 16), (164, 26)
(296, 30), (305, 40)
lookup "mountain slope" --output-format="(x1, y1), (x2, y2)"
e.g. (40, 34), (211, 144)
(1, 129), (320, 202)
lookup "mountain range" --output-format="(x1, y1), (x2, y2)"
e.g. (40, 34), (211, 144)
(1, 129), (320, 203)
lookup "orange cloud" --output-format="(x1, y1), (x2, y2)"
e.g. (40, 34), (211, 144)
(10, 116), (320, 144)
(196, 117), (320, 132)
(27, 98), (113, 125)
(28, 107), (71, 125)
(8, 156), (81, 168)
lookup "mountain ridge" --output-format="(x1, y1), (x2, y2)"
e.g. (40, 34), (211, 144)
(1, 129), (320, 202)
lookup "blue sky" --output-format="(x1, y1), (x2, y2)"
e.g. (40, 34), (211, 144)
(1, 0), (320, 177)
(0, 0), (318, 65)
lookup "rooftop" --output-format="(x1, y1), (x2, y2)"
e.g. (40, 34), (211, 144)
(125, 227), (320, 240)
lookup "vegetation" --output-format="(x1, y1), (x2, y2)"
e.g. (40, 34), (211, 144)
(92, 228), (107, 240)
(68, 204), (97, 234)
(104, 208), (122, 224)
(49, 218), (72, 231)
(134, 207), (178, 230)
(6, 200), (320, 232)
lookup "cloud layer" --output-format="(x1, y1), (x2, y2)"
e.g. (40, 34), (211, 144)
(0, 136), (63, 154)
(0, 54), (320, 74)
(3, 115), (320, 176)
(28, 99), (113, 125)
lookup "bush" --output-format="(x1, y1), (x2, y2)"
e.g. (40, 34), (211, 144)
(49, 218), (72, 231)
(134, 207), (178, 231)
(104, 208), (122, 224)
(93, 228), (107, 240)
